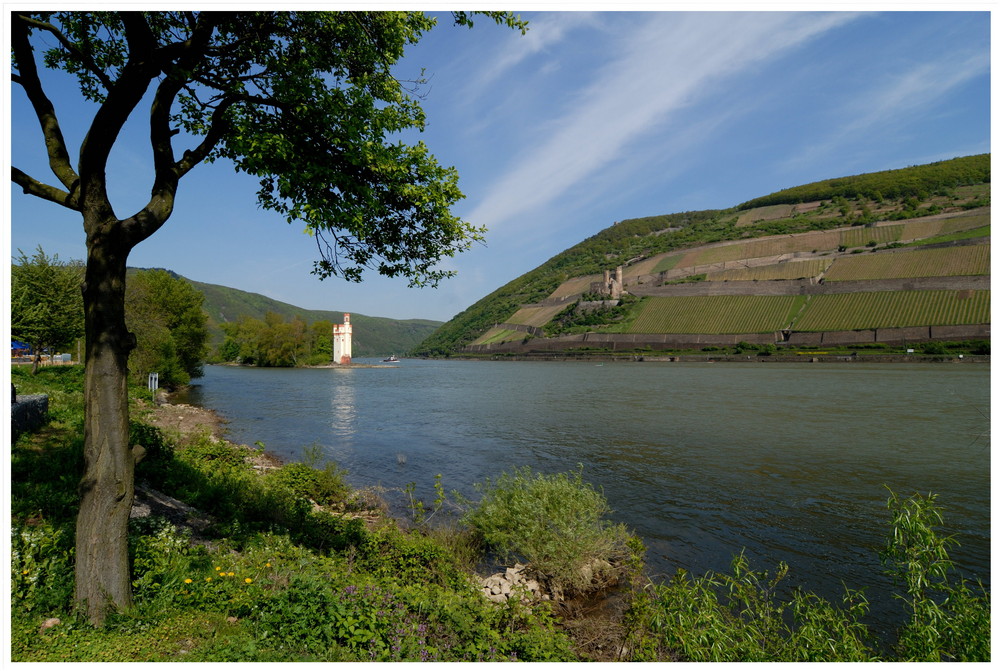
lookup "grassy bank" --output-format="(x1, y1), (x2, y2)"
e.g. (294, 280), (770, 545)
(10, 366), (990, 661)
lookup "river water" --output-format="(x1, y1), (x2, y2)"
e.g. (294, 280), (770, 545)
(178, 359), (990, 635)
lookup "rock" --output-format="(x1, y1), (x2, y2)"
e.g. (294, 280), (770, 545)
(39, 618), (60, 633)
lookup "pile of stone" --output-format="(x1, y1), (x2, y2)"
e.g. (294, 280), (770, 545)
(479, 563), (546, 604)
(479, 558), (621, 606)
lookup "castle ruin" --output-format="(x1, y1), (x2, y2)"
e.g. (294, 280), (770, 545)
(591, 265), (624, 299)
(332, 313), (353, 365)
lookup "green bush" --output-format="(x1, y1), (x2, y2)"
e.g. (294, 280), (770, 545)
(624, 553), (874, 662)
(462, 466), (632, 593)
(265, 462), (350, 506)
(880, 490), (991, 661)
(623, 490), (989, 662)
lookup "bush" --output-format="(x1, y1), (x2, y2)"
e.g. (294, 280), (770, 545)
(623, 490), (989, 662)
(921, 341), (948, 355)
(880, 490), (991, 661)
(462, 466), (632, 593)
(266, 462), (350, 507)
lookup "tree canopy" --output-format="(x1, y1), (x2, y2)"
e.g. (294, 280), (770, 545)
(11, 247), (85, 373)
(125, 269), (209, 387)
(12, 11), (525, 285)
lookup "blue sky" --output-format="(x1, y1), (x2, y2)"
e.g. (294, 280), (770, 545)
(6, 7), (991, 323)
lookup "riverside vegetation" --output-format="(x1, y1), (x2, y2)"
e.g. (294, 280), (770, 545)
(11, 366), (990, 661)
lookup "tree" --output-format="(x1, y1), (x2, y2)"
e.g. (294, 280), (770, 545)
(125, 269), (209, 387)
(10, 246), (85, 374)
(11, 10), (526, 625)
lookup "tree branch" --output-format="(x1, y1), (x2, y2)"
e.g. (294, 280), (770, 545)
(17, 14), (115, 90)
(10, 14), (81, 199)
(11, 166), (79, 210)
(78, 12), (160, 216)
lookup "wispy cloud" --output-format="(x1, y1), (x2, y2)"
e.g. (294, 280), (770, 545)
(472, 12), (601, 92)
(463, 12), (859, 234)
(786, 49), (990, 169)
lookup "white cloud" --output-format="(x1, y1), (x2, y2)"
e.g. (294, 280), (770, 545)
(465, 12), (602, 98)
(463, 12), (859, 235)
(785, 48), (990, 170)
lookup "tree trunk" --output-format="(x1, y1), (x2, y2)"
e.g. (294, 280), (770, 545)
(74, 225), (137, 626)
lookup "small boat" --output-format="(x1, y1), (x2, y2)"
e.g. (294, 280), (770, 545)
(382, 354), (400, 363)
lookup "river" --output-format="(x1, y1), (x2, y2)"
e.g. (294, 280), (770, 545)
(177, 359), (990, 636)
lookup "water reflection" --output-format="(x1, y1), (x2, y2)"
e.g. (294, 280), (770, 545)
(328, 373), (358, 442)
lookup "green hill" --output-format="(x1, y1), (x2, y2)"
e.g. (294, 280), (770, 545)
(188, 279), (441, 357)
(127, 270), (442, 358)
(414, 155), (989, 356)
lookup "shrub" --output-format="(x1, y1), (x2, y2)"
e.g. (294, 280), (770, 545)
(266, 462), (350, 507)
(920, 341), (948, 355)
(624, 552), (874, 662)
(623, 491), (989, 662)
(880, 490), (990, 661)
(462, 466), (632, 593)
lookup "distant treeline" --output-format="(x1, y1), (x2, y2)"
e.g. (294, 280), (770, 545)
(737, 154), (989, 210)
(218, 313), (333, 367)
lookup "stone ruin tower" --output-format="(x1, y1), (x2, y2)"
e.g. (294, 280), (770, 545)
(332, 313), (353, 365)
(590, 265), (624, 299)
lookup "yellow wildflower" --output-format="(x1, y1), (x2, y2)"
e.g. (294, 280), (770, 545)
(184, 578), (193, 584)
(206, 577), (212, 582)
(215, 566), (221, 571)
(228, 572), (235, 577)
(265, 562), (272, 568)
(22, 570), (29, 575)
(244, 578), (253, 584)
(219, 572), (226, 577)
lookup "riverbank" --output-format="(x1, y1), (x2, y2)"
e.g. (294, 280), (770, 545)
(445, 353), (990, 364)
(11, 364), (989, 661)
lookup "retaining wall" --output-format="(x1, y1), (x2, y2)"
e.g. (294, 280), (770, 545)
(461, 323), (989, 354)
(629, 275), (990, 298)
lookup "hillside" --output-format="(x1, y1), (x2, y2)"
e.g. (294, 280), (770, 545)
(126, 270), (442, 358)
(187, 279), (441, 357)
(414, 155), (990, 356)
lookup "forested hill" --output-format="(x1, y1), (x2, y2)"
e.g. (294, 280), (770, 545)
(126, 269), (442, 358)
(190, 280), (441, 357)
(414, 154), (990, 356)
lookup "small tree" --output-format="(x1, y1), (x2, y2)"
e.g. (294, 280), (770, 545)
(11, 246), (85, 374)
(125, 269), (209, 387)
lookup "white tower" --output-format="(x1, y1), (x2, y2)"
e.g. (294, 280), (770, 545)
(332, 313), (353, 365)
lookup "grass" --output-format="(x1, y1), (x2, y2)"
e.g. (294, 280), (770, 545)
(10, 366), (991, 662)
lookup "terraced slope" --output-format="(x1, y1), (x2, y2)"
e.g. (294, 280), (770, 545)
(414, 155), (990, 355)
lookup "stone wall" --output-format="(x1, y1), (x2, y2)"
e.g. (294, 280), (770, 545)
(12, 394), (48, 437)
(630, 275), (990, 298)
(462, 323), (989, 355)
